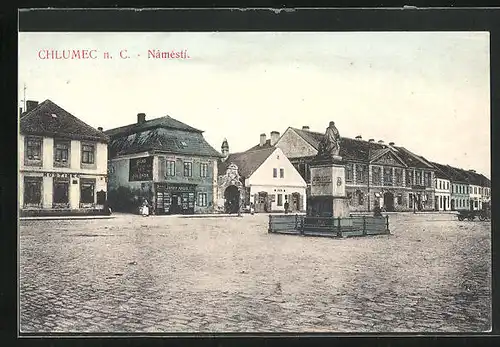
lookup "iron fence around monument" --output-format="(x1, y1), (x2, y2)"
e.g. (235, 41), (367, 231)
(268, 214), (390, 238)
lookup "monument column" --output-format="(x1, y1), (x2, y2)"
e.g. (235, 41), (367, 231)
(308, 121), (350, 218)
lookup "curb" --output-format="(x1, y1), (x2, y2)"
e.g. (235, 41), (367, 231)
(20, 216), (116, 221)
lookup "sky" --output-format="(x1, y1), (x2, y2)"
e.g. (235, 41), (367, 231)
(18, 32), (491, 178)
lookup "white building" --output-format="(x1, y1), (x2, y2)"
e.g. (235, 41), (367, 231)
(19, 99), (109, 216)
(431, 162), (451, 211)
(217, 139), (307, 213)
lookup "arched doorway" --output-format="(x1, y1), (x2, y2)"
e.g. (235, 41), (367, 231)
(383, 192), (395, 212)
(291, 192), (301, 212)
(224, 185), (240, 214)
(451, 199), (455, 211)
(255, 191), (269, 213)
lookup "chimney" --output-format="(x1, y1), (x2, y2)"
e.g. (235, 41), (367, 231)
(137, 113), (146, 124)
(97, 127), (103, 131)
(260, 133), (267, 147)
(26, 100), (39, 112)
(389, 142), (395, 146)
(270, 131), (280, 146)
(355, 135), (362, 140)
(302, 126), (310, 130)
(368, 139), (374, 142)
(378, 140), (384, 144)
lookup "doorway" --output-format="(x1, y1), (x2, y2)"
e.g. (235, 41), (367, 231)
(383, 192), (395, 212)
(291, 192), (301, 212)
(224, 185), (240, 214)
(255, 191), (269, 213)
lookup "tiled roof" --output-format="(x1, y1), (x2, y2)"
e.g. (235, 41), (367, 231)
(19, 99), (109, 143)
(104, 115), (202, 137)
(291, 128), (434, 168)
(443, 165), (472, 184)
(430, 162), (452, 180)
(218, 147), (276, 180)
(108, 127), (223, 158)
(391, 147), (435, 169)
(246, 139), (273, 151)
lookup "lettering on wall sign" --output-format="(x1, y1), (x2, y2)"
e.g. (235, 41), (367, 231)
(129, 156), (153, 181)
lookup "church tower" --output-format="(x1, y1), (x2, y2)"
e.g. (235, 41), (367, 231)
(221, 138), (229, 161)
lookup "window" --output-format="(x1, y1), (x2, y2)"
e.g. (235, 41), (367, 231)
(277, 194), (283, 206)
(409, 193), (413, 208)
(183, 162), (192, 177)
(53, 178), (69, 204)
(439, 181), (442, 190)
(273, 168), (278, 178)
(24, 176), (42, 205)
(415, 171), (422, 185)
(440, 196), (443, 209)
(80, 178), (95, 204)
(54, 140), (70, 165)
(357, 190), (364, 205)
(197, 193), (208, 207)
(280, 168), (284, 178)
(25, 136), (42, 161)
(406, 170), (413, 186)
(395, 168), (403, 186)
(81, 144), (95, 164)
(166, 160), (176, 176)
(424, 172), (432, 188)
(200, 163), (209, 178)
(397, 194), (403, 205)
(356, 164), (367, 184)
(372, 166), (381, 185)
(383, 167), (392, 186)
(346, 164), (353, 182)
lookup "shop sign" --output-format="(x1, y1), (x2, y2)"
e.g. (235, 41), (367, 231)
(156, 183), (196, 192)
(43, 172), (80, 178)
(129, 156), (153, 181)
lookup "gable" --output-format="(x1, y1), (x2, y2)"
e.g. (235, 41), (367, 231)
(248, 147), (307, 187)
(371, 151), (406, 167)
(275, 128), (317, 159)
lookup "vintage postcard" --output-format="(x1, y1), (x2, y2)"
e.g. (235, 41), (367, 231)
(18, 18), (491, 334)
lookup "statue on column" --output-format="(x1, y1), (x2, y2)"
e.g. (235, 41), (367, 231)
(317, 121), (341, 159)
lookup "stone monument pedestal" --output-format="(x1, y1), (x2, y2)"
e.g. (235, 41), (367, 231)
(308, 155), (350, 218)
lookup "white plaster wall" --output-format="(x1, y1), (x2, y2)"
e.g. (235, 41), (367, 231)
(248, 148), (307, 188)
(43, 137), (54, 170)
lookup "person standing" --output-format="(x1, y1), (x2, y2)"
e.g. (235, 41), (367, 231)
(141, 199), (150, 217)
(284, 199), (290, 214)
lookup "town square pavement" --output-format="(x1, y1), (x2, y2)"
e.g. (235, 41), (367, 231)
(19, 212), (491, 333)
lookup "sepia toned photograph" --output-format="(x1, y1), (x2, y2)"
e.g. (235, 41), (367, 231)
(18, 27), (491, 334)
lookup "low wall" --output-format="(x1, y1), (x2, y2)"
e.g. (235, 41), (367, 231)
(268, 214), (390, 238)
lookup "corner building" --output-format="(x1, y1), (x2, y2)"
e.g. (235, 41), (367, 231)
(105, 113), (223, 214)
(19, 99), (109, 216)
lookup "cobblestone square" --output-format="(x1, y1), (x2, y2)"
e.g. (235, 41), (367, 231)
(19, 213), (491, 333)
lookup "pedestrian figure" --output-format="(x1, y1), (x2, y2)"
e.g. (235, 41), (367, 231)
(373, 204), (382, 217)
(250, 202), (255, 215)
(141, 199), (150, 217)
(284, 200), (290, 214)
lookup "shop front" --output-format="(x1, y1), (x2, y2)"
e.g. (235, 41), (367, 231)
(154, 182), (197, 215)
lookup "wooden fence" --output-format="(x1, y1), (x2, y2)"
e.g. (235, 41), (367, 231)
(268, 214), (390, 238)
